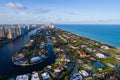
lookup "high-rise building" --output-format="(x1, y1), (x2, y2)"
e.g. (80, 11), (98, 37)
(16, 25), (21, 36)
(49, 23), (54, 29)
(0, 27), (5, 37)
(7, 27), (17, 39)
(25, 25), (30, 30)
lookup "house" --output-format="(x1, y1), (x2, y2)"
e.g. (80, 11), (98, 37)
(86, 77), (93, 80)
(15, 54), (25, 60)
(41, 72), (51, 80)
(30, 56), (41, 63)
(101, 46), (109, 50)
(39, 45), (45, 48)
(81, 45), (87, 48)
(65, 59), (70, 62)
(86, 48), (92, 52)
(31, 72), (39, 80)
(79, 70), (89, 77)
(96, 53), (107, 58)
(30, 39), (34, 42)
(115, 55), (120, 60)
(53, 67), (63, 78)
(40, 49), (45, 53)
(80, 52), (86, 57)
(82, 64), (92, 70)
(78, 59), (84, 64)
(54, 67), (63, 73)
(19, 58), (28, 65)
(16, 74), (29, 80)
(56, 48), (60, 51)
(70, 73), (83, 80)
(47, 65), (52, 69)
(40, 54), (46, 59)
(70, 46), (78, 49)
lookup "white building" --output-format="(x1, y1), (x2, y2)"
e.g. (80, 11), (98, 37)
(31, 72), (39, 80)
(101, 46), (109, 50)
(41, 72), (51, 80)
(79, 70), (89, 77)
(70, 73), (83, 80)
(30, 56), (41, 63)
(49, 23), (54, 29)
(96, 53), (106, 58)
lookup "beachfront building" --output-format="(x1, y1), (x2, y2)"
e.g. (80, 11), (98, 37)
(101, 46), (109, 50)
(41, 72), (51, 80)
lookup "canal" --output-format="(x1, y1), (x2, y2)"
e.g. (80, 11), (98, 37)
(0, 28), (56, 76)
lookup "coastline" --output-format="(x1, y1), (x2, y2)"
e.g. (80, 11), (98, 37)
(55, 24), (120, 48)
(56, 27), (117, 49)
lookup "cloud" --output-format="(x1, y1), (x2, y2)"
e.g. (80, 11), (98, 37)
(37, 8), (50, 14)
(16, 11), (26, 16)
(5, 2), (27, 9)
(66, 11), (80, 15)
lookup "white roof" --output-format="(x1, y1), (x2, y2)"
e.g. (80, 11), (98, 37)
(31, 72), (39, 80)
(16, 74), (29, 80)
(79, 70), (89, 77)
(96, 53), (106, 58)
(54, 69), (61, 73)
(101, 46), (109, 49)
(30, 57), (41, 63)
(41, 72), (50, 80)
(70, 73), (83, 80)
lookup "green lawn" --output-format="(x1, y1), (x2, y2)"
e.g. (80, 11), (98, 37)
(104, 48), (120, 56)
(101, 58), (120, 65)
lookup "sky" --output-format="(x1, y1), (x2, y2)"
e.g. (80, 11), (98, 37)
(0, 0), (120, 24)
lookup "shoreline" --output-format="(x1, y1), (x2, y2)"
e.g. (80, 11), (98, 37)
(56, 27), (117, 49)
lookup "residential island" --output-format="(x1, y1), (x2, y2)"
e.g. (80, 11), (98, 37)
(12, 27), (49, 66)
(1, 24), (120, 80)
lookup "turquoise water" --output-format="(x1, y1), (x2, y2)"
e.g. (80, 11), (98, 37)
(55, 24), (120, 47)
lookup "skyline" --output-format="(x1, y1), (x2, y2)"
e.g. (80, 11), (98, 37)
(0, 0), (120, 24)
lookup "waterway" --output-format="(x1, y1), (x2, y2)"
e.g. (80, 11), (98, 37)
(0, 28), (56, 76)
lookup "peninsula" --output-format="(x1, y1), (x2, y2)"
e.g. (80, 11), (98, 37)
(3, 24), (120, 80)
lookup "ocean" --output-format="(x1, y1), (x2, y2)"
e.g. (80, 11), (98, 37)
(55, 24), (120, 47)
